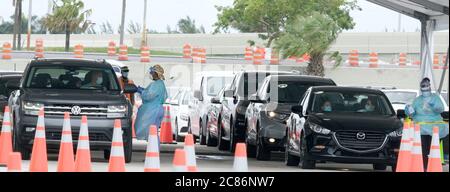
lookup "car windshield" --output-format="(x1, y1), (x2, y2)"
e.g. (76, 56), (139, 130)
(25, 66), (120, 91)
(206, 76), (232, 96)
(384, 91), (417, 105)
(237, 72), (279, 97)
(311, 90), (393, 116)
(268, 81), (333, 103)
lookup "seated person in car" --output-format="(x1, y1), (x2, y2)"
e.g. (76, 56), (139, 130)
(82, 71), (104, 88)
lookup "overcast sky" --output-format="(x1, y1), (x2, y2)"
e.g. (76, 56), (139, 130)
(0, 0), (422, 33)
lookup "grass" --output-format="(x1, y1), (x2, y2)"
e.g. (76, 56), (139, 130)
(27, 47), (182, 56)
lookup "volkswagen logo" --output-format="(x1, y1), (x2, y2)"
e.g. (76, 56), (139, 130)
(356, 132), (366, 140)
(71, 106), (81, 116)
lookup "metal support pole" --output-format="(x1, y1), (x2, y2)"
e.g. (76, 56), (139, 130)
(119, 0), (126, 45)
(438, 47), (449, 94)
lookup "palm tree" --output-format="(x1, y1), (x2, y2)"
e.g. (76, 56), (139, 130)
(275, 13), (345, 77)
(43, 0), (92, 51)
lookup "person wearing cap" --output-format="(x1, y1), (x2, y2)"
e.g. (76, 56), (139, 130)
(118, 66), (135, 105)
(405, 77), (449, 169)
(134, 65), (168, 141)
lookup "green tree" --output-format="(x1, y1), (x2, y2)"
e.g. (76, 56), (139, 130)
(215, 0), (358, 47)
(43, 0), (92, 51)
(127, 21), (142, 34)
(275, 12), (347, 76)
(100, 21), (114, 34)
(0, 15), (46, 34)
(177, 16), (205, 34)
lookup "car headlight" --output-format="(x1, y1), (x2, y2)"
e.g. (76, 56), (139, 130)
(23, 101), (44, 115)
(308, 122), (331, 135)
(388, 129), (403, 137)
(180, 114), (189, 121)
(107, 105), (127, 118)
(266, 111), (288, 121)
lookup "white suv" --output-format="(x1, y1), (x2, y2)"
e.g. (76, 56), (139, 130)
(189, 71), (234, 145)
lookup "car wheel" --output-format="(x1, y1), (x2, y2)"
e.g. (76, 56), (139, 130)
(299, 133), (315, 169)
(217, 118), (229, 151)
(199, 120), (206, 145)
(373, 164), (387, 171)
(104, 150), (110, 160)
(256, 136), (271, 161)
(124, 133), (133, 163)
(174, 119), (183, 142)
(285, 131), (299, 166)
(13, 126), (30, 160)
(206, 122), (218, 147)
(229, 118), (237, 153)
(246, 138), (256, 158)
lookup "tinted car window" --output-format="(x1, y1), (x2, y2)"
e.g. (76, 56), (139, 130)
(237, 72), (281, 97)
(311, 90), (393, 115)
(25, 66), (119, 91)
(206, 77), (233, 96)
(268, 81), (334, 103)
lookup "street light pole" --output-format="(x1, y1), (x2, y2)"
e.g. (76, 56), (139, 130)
(141, 0), (147, 46)
(120, 0), (126, 45)
(27, 0), (32, 50)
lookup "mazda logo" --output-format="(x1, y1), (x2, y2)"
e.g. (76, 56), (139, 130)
(356, 132), (366, 140)
(71, 106), (81, 116)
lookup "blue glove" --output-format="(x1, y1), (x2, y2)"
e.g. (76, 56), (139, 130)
(428, 101), (435, 107)
(137, 86), (144, 94)
(405, 104), (415, 116)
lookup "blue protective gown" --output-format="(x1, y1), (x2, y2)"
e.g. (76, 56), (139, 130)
(406, 93), (449, 138)
(135, 80), (168, 140)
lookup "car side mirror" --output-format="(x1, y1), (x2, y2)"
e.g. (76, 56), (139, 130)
(6, 81), (20, 90)
(123, 84), (138, 93)
(193, 90), (203, 101)
(224, 89), (234, 98)
(211, 97), (221, 104)
(441, 111), (449, 121)
(291, 105), (303, 116)
(396, 109), (406, 119)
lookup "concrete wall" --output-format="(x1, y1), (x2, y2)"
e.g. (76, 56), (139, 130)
(1, 32), (448, 55)
(2, 59), (448, 91)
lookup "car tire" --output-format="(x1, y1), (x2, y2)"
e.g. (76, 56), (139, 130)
(229, 118), (237, 153)
(187, 119), (196, 144)
(373, 164), (387, 171)
(256, 136), (271, 161)
(206, 122), (218, 147)
(104, 150), (110, 160)
(299, 133), (315, 169)
(285, 131), (299, 166)
(391, 164), (397, 172)
(174, 120), (184, 142)
(124, 134), (133, 163)
(246, 140), (256, 158)
(13, 126), (30, 160)
(199, 120), (206, 145)
(217, 118), (229, 151)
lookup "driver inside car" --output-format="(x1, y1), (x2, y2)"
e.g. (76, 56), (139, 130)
(82, 71), (104, 88)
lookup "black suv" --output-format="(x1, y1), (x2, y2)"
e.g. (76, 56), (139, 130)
(219, 71), (293, 152)
(245, 75), (336, 160)
(8, 59), (137, 162)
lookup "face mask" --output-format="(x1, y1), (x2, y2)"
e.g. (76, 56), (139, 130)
(365, 105), (375, 112)
(323, 106), (332, 112)
(96, 77), (103, 85)
(123, 72), (129, 78)
(422, 91), (431, 97)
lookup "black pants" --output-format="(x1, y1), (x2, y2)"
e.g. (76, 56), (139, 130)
(421, 135), (449, 170)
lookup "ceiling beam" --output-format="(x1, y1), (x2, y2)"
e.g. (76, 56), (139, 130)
(409, 0), (449, 15)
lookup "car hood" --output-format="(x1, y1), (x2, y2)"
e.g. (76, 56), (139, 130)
(308, 113), (401, 133)
(22, 89), (125, 105)
(264, 102), (296, 114)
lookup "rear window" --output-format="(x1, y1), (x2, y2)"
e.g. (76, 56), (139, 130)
(25, 66), (120, 91)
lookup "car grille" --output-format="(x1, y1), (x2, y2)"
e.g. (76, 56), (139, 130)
(46, 131), (110, 141)
(334, 131), (387, 153)
(44, 104), (108, 117)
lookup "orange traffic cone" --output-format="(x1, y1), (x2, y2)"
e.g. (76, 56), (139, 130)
(57, 112), (75, 172)
(160, 106), (174, 144)
(233, 143), (248, 172)
(410, 124), (424, 172)
(427, 127), (443, 172)
(75, 116), (92, 172)
(108, 119), (126, 172)
(173, 149), (187, 172)
(29, 108), (48, 172)
(184, 134), (197, 172)
(144, 125), (160, 172)
(7, 152), (22, 172)
(0, 106), (13, 165)
(396, 121), (413, 172)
